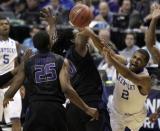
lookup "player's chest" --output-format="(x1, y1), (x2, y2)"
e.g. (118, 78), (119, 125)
(116, 74), (136, 91)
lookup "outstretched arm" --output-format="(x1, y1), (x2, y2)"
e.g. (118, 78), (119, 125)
(40, 8), (57, 47)
(59, 58), (99, 120)
(83, 27), (127, 64)
(3, 69), (25, 107)
(103, 47), (151, 95)
(146, 8), (160, 64)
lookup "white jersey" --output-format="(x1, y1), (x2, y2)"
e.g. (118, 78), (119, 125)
(0, 38), (17, 75)
(113, 68), (149, 114)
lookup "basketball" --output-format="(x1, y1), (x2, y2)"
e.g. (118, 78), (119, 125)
(69, 4), (93, 28)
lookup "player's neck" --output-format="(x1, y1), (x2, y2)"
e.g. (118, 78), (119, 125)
(0, 35), (9, 41)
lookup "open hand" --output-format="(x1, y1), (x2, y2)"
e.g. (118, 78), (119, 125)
(40, 8), (56, 26)
(3, 92), (14, 108)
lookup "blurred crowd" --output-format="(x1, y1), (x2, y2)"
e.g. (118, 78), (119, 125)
(0, 0), (159, 28)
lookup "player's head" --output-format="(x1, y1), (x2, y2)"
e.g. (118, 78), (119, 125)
(129, 49), (150, 72)
(33, 31), (50, 52)
(74, 31), (89, 44)
(0, 16), (10, 36)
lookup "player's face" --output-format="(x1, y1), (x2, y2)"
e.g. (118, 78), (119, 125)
(75, 32), (88, 44)
(129, 52), (146, 72)
(0, 20), (10, 36)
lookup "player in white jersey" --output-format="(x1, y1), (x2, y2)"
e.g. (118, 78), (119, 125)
(103, 47), (151, 131)
(79, 27), (151, 131)
(0, 16), (22, 131)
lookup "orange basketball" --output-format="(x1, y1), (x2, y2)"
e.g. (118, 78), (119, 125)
(69, 4), (93, 28)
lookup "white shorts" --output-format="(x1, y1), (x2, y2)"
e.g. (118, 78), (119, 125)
(108, 100), (146, 131)
(0, 87), (22, 124)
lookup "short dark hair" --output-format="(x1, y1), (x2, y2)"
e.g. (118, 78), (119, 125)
(136, 49), (150, 64)
(33, 31), (50, 52)
(0, 15), (7, 20)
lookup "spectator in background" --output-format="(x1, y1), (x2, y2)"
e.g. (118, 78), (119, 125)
(23, 26), (40, 53)
(95, 1), (113, 25)
(14, 0), (27, 19)
(45, 0), (69, 24)
(118, 0), (132, 14)
(135, 0), (150, 20)
(0, 0), (16, 11)
(106, 0), (119, 13)
(60, 0), (74, 10)
(21, 0), (41, 25)
(120, 33), (139, 59)
(118, 0), (142, 28)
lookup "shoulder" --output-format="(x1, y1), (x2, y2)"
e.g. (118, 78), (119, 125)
(51, 52), (64, 60)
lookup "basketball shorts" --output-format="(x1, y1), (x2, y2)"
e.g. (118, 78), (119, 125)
(0, 87), (22, 124)
(108, 100), (147, 131)
(23, 101), (67, 131)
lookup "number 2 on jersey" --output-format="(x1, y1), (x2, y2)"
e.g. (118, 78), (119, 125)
(121, 89), (129, 100)
(35, 63), (57, 83)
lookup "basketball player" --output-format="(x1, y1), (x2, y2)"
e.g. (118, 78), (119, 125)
(65, 29), (109, 131)
(82, 27), (151, 131)
(145, 6), (160, 122)
(0, 15), (22, 131)
(3, 31), (99, 131)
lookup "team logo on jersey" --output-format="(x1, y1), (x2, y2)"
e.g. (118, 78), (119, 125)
(117, 75), (135, 90)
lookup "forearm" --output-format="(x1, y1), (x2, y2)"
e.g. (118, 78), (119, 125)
(146, 18), (157, 49)
(5, 73), (25, 98)
(65, 86), (89, 112)
(110, 56), (129, 77)
(88, 30), (104, 52)
(49, 24), (57, 47)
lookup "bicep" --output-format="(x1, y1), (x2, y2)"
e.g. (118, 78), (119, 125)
(59, 59), (70, 92)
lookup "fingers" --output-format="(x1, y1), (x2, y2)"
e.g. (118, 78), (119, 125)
(23, 49), (32, 61)
(149, 114), (159, 123)
(3, 98), (13, 108)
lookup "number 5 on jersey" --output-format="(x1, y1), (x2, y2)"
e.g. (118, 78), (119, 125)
(3, 54), (9, 64)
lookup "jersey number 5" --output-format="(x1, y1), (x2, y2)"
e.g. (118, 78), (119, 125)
(121, 89), (129, 100)
(3, 54), (9, 64)
(35, 63), (57, 83)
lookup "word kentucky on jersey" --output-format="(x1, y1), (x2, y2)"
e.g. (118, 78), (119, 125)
(117, 75), (135, 90)
(0, 48), (16, 53)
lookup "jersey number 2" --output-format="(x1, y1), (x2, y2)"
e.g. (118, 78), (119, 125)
(121, 89), (129, 100)
(35, 63), (57, 83)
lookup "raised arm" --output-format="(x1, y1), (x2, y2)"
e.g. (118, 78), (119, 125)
(103, 47), (151, 95)
(146, 8), (160, 64)
(40, 8), (57, 47)
(59, 58), (99, 120)
(83, 27), (127, 64)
